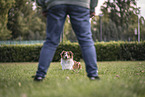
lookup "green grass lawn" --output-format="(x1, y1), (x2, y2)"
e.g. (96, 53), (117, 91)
(0, 61), (145, 97)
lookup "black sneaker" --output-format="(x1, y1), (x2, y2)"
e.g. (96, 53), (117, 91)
(32, 76), (44, 81)
(89, 76), (100, 80)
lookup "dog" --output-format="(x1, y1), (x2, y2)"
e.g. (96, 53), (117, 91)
(73, 61), (82, 72)
(60, 51), (82, 71)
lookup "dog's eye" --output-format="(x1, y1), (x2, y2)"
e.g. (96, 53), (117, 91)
(63, 53), (66, 56)
(67, 52), (70, 55)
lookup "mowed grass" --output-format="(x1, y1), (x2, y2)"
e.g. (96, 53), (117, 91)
(0, 61), (145, 97)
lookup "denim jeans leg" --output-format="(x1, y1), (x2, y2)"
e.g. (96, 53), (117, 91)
(68, 6), (98, 77)
(36, 5), (67, 77)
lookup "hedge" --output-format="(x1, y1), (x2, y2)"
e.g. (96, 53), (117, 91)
(0, 41), (145, 62)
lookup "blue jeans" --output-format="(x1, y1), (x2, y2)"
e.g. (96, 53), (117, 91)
(36, 5), (98, 77)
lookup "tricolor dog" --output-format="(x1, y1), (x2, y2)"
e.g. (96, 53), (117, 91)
(60, 51), (82, 71)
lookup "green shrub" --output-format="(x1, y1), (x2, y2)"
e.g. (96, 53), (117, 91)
(95, 42), (121, 61)
(0, 41), (145, 62)
(120, 42), (145, 60)
(0, 45), (41, 62)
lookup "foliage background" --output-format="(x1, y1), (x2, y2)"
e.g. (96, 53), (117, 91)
(0, 0), (145, 41)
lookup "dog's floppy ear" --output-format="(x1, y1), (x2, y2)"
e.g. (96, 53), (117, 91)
(69, 51), (73, 58)
(60, 50), (65, 57)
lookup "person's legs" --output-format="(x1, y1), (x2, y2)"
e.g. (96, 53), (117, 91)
(36, 5), (67, 78)
(68, 5), (98, 77)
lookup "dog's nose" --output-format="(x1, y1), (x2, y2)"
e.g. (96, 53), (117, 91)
(64, 56), (67, 59)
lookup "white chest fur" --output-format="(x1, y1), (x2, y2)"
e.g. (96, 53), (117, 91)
(61, 58), (74, 70)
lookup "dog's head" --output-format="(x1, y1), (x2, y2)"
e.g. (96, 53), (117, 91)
(60, 51), (73, 60)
